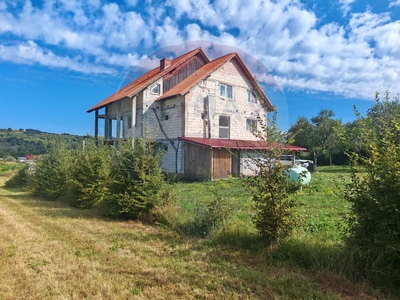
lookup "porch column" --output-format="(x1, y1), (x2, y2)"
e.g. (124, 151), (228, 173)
(116, 101), (121, 139)
(105, 106), (110, 140)
(131, 96), (137, 148)
(292, 150), (296, 165)
(94, 109), (99, 145)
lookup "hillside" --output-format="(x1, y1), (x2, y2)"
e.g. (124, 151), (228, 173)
(0, 128), (92, 158)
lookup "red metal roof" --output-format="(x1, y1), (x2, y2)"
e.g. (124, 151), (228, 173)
(88, 47), (275, 112)
(157, 52), (274, 111)
(157, 53), (235, 101)
(87, 48), (208, 112)
(178, 137), (307, 151)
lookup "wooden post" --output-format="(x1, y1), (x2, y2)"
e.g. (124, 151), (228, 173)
(116, 101), (121, 139)
(292, 150), (296, 165)
(131, 96), (137, 148)
(105, 106), (109, 140)
(94, 109), (99, 145)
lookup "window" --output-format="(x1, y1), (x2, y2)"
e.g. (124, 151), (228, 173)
(151, 84), (160, 94)
(219, 84), (233, 99)
(246, 119), (257, 133)
(219, 116), (230, 139)
(247, 90), (257, 103)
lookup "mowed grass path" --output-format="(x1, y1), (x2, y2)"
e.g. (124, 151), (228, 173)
(0, 168), (384, 299)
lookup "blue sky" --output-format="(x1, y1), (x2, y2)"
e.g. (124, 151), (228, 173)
(1, 0), (400, 135)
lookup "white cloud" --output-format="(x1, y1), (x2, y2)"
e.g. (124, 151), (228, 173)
(339, 0), (355, 16)
(389, 0), (400, 8)
(0, 40), (115, 74)
(0, 0), (400, 100)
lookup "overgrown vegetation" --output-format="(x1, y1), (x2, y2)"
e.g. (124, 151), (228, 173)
(343, 92), (400, 287)
(1, 168), (385, 299)
(104, 139), (169, 220)
(245, 113), (303, 246)
(25, 138), (170, 220)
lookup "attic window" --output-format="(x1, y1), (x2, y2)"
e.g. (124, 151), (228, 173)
(247, 90), (257, 103)
(219, 84), (233, 99)
(151, 84), (160, 95)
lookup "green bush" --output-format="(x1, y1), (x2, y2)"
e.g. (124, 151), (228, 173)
(65, 141), (111, 208)
(103, 138), (170, 220)
(247, 113), (302, 246)
(344, 92), (400, 287)
(29, 143), (71, 200)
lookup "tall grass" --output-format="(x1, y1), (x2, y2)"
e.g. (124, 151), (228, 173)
(166, 167), (399, 292)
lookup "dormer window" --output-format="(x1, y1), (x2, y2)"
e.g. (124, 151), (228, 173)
(219, 84), (233, 99)
(151, 84), (160, 95)
(247, 90), (257, 103)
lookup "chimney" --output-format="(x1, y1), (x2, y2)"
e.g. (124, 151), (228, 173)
(160, 58), (171, 71)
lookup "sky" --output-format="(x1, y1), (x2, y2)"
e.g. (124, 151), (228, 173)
(1, 0), (400, 135)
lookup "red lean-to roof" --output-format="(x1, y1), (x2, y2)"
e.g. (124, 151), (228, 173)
(177, 137), (307, 151)
(87, 47), (209, 112)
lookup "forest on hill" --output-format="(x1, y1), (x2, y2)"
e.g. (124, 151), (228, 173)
(0, 128), (92, 159)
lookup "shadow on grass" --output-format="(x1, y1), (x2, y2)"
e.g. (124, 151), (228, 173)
(5, 193), (105, 220)
(315, 166), (352, 174)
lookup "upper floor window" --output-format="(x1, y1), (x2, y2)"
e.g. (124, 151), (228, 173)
(219, 84), (233, 99)
(246, 119), (257, 133)
(247, 90), (257, 103)
(219, 116), (230, 139)
(151, 84), (160, 95)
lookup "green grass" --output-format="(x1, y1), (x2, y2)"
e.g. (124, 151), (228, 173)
(1, 165), (396, 298)
(0, 162), (20, 174)
(169, 168), (350, 243)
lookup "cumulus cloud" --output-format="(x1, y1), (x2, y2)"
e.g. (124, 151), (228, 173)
(0, 0), (399, 100)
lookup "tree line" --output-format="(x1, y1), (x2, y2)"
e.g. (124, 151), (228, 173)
(286, 94), (400, 167)
(0, 128), (92, 159)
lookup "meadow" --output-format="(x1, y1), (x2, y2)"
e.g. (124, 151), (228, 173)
(0, 164), (393, 299)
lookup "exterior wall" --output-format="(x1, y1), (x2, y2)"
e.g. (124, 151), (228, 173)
(185, 59), (268, 140)
(100, 56), (270, 179)
(145, 95), (185, 174)
(240, 151), (264, 176)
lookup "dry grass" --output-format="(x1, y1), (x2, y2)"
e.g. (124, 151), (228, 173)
(0, 173), (387, 300)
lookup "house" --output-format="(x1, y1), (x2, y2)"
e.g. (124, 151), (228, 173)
(87, 47), (305, 180)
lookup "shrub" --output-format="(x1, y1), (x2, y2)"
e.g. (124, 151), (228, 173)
(29, 143), (71, 200)
(65, 140), (111, 208)
(103, 138), (170, 220)
(247, 113), (302, 246)
(344, 92), (400, 287)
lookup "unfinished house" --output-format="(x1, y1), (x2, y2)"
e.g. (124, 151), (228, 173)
(87, 47), (304, 180)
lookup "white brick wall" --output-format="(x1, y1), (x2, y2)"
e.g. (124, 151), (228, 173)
(185, 60), (268, 140)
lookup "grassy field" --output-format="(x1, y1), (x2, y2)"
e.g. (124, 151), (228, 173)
(0, 165), (392, 299)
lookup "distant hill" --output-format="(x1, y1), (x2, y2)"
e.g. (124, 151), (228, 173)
(0, 128), (93, 158)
